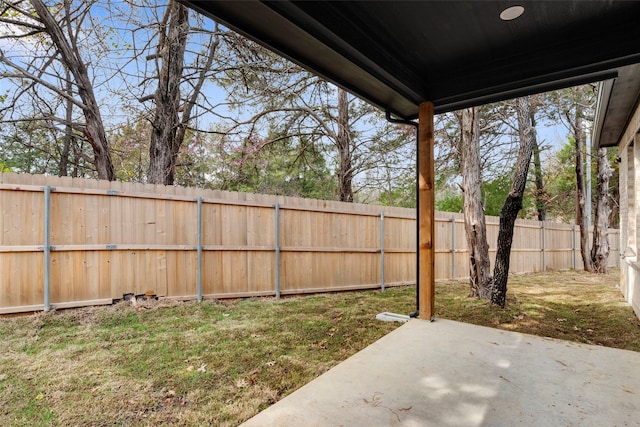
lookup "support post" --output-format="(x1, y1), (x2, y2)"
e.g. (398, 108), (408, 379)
(418, 102), (435, 320)
(274, 203), (281, 299)
(196, 197), (203, 302)
(43, 186), (51, 311)
(380, 211), (385, 292)
(572, 224), (577, 270)
(542, 220), (546, 272)
(451, 216), (456, 279)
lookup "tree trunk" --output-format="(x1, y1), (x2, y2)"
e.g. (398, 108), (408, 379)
(573, 106), (595, 272)
(531, 110), (546, 221)
(336, 87), (353, 202)
(32, 0), (115, 180)
(148, 1), (189, 185)
(590, 147), (612, 272)
(461, 107), (492, 298)
(491, 97), (535, 307)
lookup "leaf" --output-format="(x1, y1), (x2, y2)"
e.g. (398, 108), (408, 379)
(35, 393), (44, 400)
(197, 363), (207, 374)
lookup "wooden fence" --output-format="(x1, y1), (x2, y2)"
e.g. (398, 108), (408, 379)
(0, 173), (619, 314)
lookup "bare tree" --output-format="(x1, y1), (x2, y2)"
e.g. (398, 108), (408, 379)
(569, 101), (595, 272)
(221, 66), (396, 202)
(461, 107), (492, 298)
(491, 96), (536, 307)
(529, 97), (547, 221)
(146, 0), (189, 185)
(0, 0), (115, 180)
(544, 85), (604, 272)
(591, 147), (612, 272)
(336, 87), (353, 202)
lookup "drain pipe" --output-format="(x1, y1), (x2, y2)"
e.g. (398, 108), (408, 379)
(385, 111), (420, 318)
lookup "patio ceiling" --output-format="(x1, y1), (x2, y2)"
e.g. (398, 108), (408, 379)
(183, 1), (640, 119)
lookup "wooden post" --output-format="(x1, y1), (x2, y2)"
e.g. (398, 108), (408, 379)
(418, 102), (435, 320)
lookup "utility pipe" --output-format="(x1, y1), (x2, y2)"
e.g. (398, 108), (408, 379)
(385, 111), (420, 317)
(274, 203), (281, 299)
(196, 197), (203, 302)
(380, 211), (385, 292)
(43, 186), (51, 311)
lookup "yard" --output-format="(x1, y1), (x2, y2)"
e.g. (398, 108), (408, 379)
(1, 269), (638, 426)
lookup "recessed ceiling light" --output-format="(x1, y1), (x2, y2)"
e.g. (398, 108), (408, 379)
(500, 5), (525, 21)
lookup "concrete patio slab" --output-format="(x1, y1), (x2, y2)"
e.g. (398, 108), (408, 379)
(241, 319), (639, 426)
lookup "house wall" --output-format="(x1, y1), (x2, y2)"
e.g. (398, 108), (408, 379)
(617, 101), (640, 319)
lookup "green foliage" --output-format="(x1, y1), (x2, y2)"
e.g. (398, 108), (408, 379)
(544, 139), (577, 222)
(109, 116), (152, 182)
(436, 192), (463, 213)
(0, 121), (90, 176)
(218, 135), (337, 199)
(481, 175), (513, 216)
(378, 180), (416, 208)
(434, 172), (536, 217)
(482, 173), (536, 218)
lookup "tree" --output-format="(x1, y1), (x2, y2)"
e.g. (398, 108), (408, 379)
(140, 1), (224, 185)
(590, 147), (612, 272)
(529, 97), (548, 221)
(544, 85), (605, 272)
(220, 50), (414, 203)
(359, 123), (416, 207)
(570, 100), (595, 272)
(109, 114), (152, 182)
(544, 141), (580, 222)
(145, 1), (190, 185)
(0, 0), (115, 179)
(491, 96), (536, 307)
(336, 87), (353, 201)
(460, 107), (492, 298)
(209, 128), (336, 198)
(0, 121), (62, 174)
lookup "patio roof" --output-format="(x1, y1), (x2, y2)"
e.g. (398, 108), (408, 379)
(184, 1), (640, 119)
(594, 64), (640, 148)
(181, 1), (640, 321)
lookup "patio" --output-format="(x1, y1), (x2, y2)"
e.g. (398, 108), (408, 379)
(242, 319), (640, 426)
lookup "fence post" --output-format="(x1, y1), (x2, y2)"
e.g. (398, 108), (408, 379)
(541, 220), (546, 272)
(451, 216), (456, 279)
(572, 224), (577, 270)
(196, 197), (203, 302)
(274, 203), (281, 299)
(43, 186), (51, 311)
(380, 211), (385, 291)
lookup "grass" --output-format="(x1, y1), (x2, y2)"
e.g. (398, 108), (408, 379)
(1, 268), (638, 426)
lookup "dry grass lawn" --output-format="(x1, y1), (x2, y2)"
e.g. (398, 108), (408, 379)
(1, 268), (638, 426)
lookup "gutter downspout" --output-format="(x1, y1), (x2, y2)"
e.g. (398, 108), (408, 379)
(385, 111), (420, 318)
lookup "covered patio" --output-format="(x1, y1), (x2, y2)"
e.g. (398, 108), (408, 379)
(182, 1), (640, 424)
